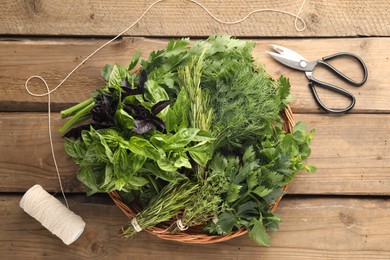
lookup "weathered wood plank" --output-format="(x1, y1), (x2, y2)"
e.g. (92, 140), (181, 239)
(0, 37), (388, 113)
(291, 114), (390, 195)
(2, 195), (390, 259)
(1, 0), (389, 37)
(1, 113), (389, 195)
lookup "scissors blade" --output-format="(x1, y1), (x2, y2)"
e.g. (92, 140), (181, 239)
(267, 44), (311, 71)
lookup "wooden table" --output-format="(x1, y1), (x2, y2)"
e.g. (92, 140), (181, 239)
(1, 1), (390, 259)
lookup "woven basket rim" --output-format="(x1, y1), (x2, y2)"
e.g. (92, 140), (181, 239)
(109, 106), (295, 244)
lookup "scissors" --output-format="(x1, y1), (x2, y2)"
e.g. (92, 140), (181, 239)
(268, 45), (368, 114)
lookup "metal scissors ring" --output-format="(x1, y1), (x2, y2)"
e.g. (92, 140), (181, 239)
(268, 45), (368, 114)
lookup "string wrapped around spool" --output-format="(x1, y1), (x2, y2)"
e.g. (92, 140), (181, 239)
(20, 185), (86, 245)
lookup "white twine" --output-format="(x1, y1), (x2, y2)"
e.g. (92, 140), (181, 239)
(131, 217), (143, 232)
(22, 0), (307, 241)
(19, 185), (86, 245)
(176, 219), (189, 231)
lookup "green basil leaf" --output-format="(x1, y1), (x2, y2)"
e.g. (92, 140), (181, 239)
(128, 153), (147, 176)
(102, 163), (114, 190)
(165, 128), (200, 150)
(144, 80), (169, 103)
(128, 136), (162, 161)
(157, 158), (178, 172)
(187, 143), (213, 166)
(114, 178), (127, 191)
(142, 161), (187, 183)
(109, 64), (129, 87)
(98, 136), (114, 163)
(150, 133), (170, 148)
(113, 147), (129, 178)
(115, 108), (135, 130)
(128, 176), (149, 189)
(192, 129), (215, 142)
(77, 166), (99, 194)
(81, 130), (93, 146)
(80, 143), (109, 166)
(64, 138), (86, 162)
(162, 108), (177, 133)
(173, 155), (192, 169)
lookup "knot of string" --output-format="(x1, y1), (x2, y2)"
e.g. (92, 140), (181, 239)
(24, 0), (307, 208)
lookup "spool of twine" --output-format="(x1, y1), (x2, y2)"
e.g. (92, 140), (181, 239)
(19, 185), (86, 245)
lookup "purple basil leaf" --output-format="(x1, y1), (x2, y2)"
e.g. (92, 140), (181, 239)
(139, 70), (147, 89)
(120, 77), (132, 89)
(139, 70), (148, 101)
(133, 119), (155, 134)
(124, 103), (151, 119)
(63, 123), (115, 139)
(152, 100), (172, 115)
(149, 116), (166, 132)
(63, 124), (91, 139)
(122, 87), (143, 96)
(90, 92), (117, 125)
(121, 77), (144, 96)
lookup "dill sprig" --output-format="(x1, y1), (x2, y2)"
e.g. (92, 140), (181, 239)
(206, 59), (281, 152)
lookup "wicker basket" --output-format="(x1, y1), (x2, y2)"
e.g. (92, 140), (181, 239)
(109, 106), (295, 244)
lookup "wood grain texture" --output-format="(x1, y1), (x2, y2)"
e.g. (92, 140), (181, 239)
(3, 195), (390, 259)
(1, 113), (389, 195)
(0, 0), (389, 37)
(1, 37), (389, 113)
(290, 114), (390, 195)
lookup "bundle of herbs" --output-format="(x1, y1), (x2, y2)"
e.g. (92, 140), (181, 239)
(62, 36), (315, 246)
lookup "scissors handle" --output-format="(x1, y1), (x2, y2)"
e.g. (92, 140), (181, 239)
(318, 52), (368, 86)
(308, 79), (356, 114)
(305, 52), (368, 113)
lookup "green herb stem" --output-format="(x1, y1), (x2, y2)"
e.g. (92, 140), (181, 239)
(59, 101), (95, 134)
(60, 98), (94, 119)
